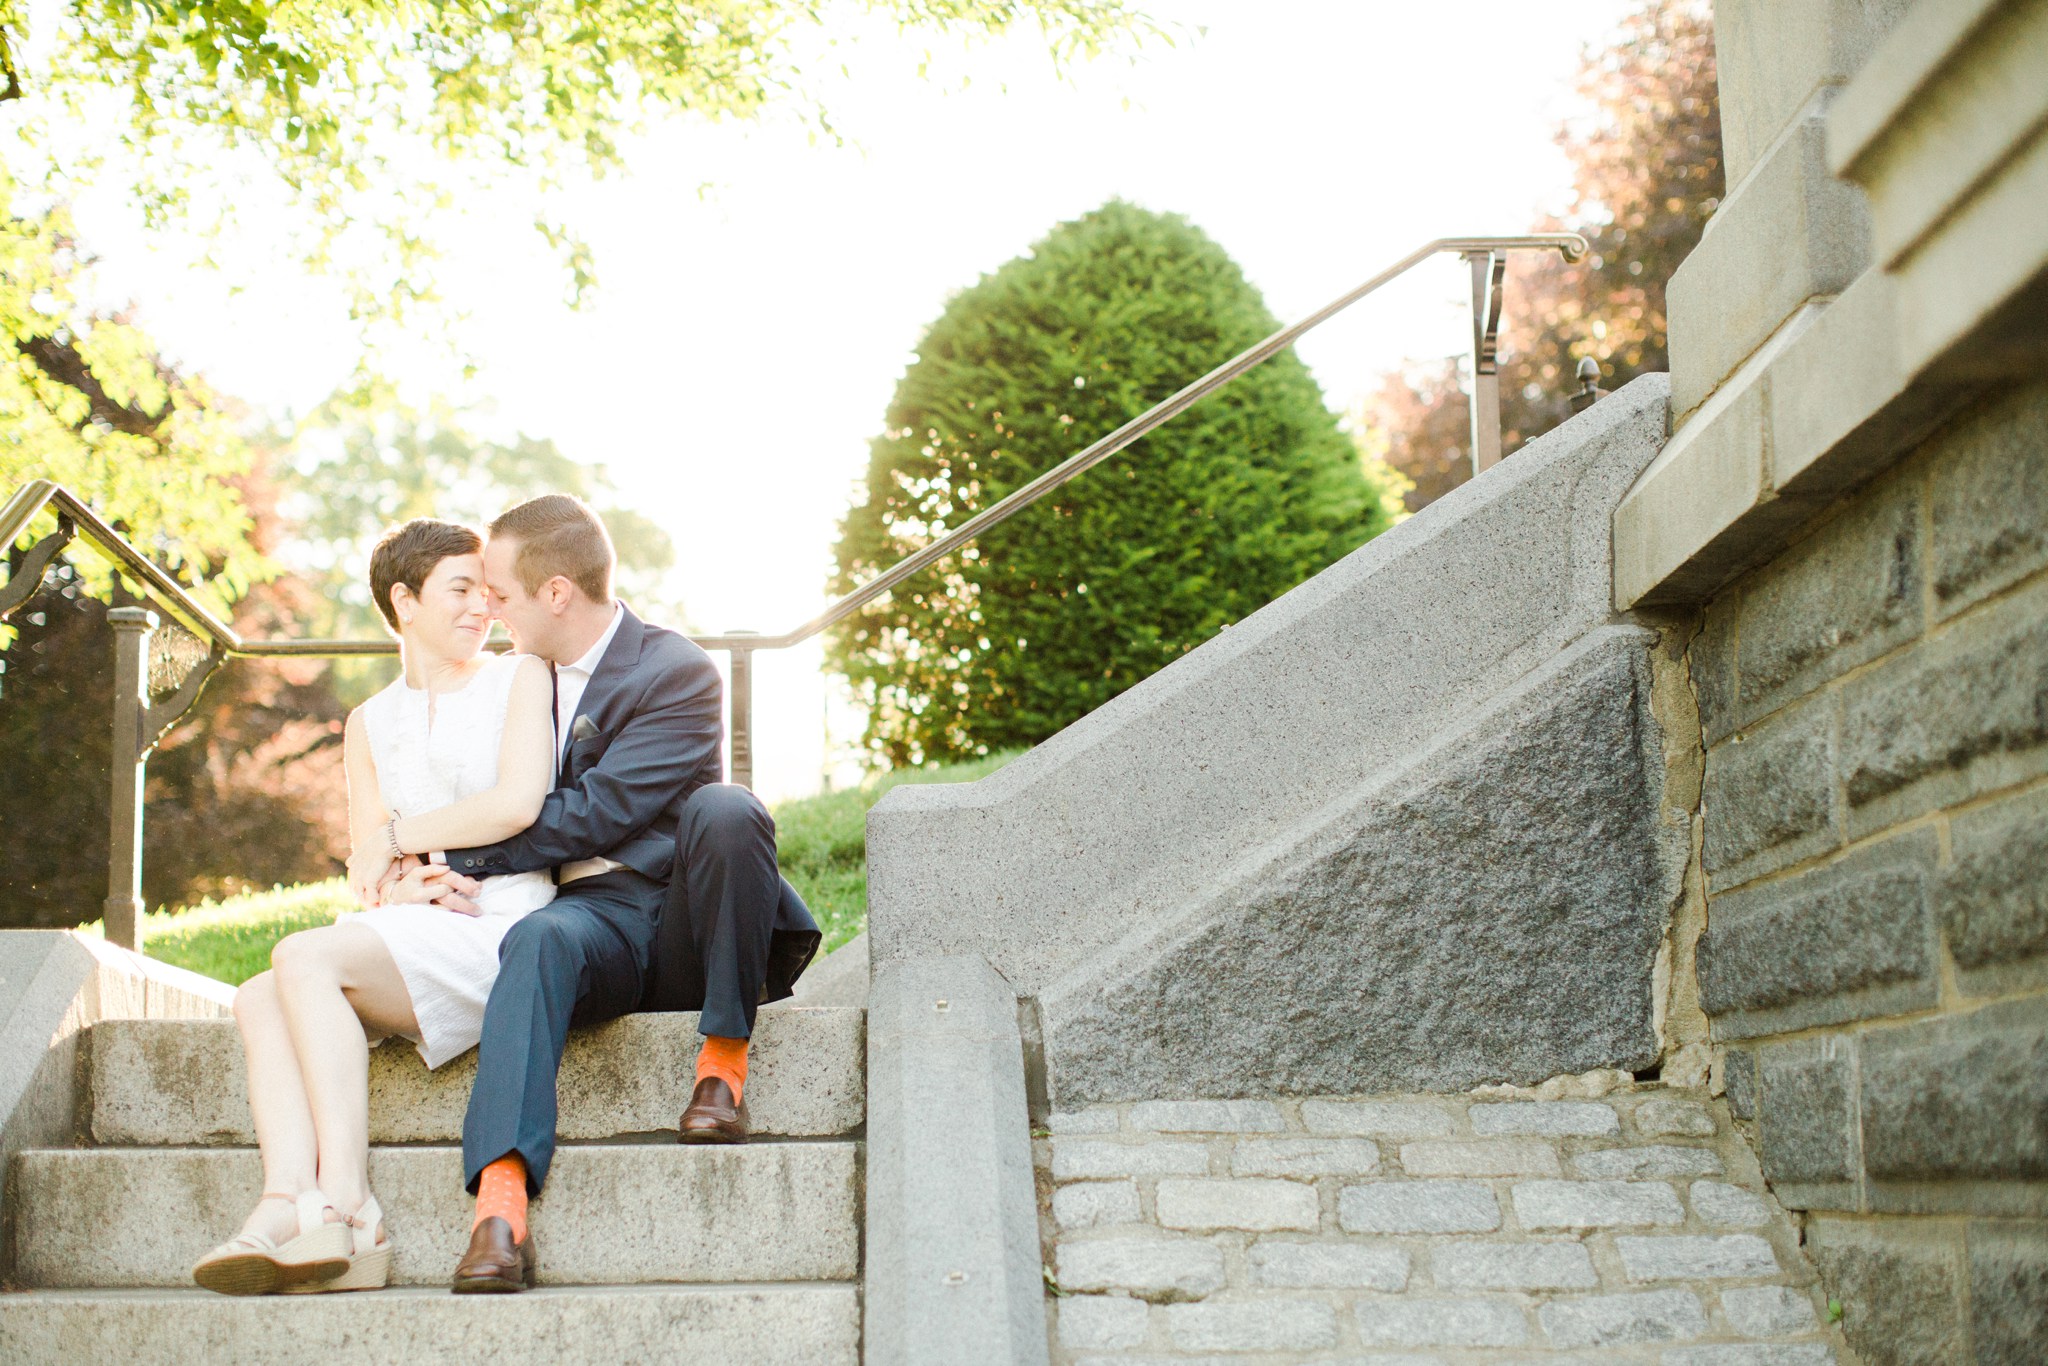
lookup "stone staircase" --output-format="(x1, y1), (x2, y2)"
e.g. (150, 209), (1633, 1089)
(0, 1006), (865, 1363)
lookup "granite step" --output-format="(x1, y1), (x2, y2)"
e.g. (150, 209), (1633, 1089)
(88, 1007), (864, 1146)
(10, 1142), (859, 1289)
(0, 1284), (860, 1365)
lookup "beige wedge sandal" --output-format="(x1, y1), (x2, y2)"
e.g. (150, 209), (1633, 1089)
(192, 1191), (351, 1296)
(284, 1194), (392, 1293)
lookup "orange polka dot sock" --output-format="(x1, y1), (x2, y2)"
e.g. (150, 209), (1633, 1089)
(695, 1035), (750, 1104)
(473, 1154), (529, 1243)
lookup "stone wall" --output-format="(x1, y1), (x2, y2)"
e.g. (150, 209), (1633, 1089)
(1688, 379), (2048, 1364)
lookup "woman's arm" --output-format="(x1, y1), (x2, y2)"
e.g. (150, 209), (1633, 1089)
(344, 706), (395, 905)
(391, 656), (555, 856)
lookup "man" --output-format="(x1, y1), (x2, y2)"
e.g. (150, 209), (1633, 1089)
(389, 494), (819, 1293)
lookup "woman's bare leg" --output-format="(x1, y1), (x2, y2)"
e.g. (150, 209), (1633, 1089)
(231, 970), (320, 1245)
(270, 923), (420, 1223)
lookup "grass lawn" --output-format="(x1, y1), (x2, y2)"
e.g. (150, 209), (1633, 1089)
(83, 751), (1018, 986)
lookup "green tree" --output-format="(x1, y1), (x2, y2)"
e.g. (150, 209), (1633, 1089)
(282, 401), (682, 649)
(828, 200), (1403, 767)
(0, 172), (266, 631)
(4, 0), (1157, 324)
(1361, 0), (1722, 511)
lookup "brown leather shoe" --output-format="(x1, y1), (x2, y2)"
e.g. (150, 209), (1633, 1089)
(678, 1076), (748, 1144)
(449, 1216), (536, 1294)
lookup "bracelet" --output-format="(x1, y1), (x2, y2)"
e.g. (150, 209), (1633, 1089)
(386, 818), (403, 859)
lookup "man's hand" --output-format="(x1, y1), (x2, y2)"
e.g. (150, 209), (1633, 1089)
(382, 863), (485, 916)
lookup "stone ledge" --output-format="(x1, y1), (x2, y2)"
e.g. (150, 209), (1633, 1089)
(9, 1141), (859, 1288)
(0, 1285), (862, 1366)
(1667, 108), (1871, 422)
(88, 1007), (866, 1145)
(864, 956), (1046, 1366)
(1618, 0), (2048, 613)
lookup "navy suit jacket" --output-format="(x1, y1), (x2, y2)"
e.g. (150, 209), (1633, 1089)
(448, 605), (722, 885)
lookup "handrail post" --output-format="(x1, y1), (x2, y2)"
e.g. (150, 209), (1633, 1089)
(727, 632), (759, 791)
(105, 606), (156, 952)
(1466, 249), (1508, 475)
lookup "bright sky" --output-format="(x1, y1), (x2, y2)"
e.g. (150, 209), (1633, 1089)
(66, 0), (1632, 802)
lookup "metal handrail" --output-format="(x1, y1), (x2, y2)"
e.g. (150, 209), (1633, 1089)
(707, 233), (1587, 653)
(2, 232), (1587, 950)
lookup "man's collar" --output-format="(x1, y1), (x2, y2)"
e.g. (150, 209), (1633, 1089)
(564, 601), (625, 674)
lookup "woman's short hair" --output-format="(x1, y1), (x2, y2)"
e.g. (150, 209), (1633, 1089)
(368, 519), (484, 634)
(488, 494), (614, 603)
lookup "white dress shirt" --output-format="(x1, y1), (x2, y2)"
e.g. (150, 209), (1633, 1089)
(554, 601), (625, 756)
(556, 602), (626, 884)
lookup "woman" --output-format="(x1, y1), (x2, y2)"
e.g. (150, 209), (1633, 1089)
(192, 519), (556, 1295)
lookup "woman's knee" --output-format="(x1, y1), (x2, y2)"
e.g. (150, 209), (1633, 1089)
(270, 927), (342, 991)
(232, 971), (279, 1026)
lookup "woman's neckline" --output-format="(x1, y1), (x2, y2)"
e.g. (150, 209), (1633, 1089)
(398, 653), (498, 696)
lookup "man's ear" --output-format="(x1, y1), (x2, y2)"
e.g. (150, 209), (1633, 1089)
(546, 576), (576, 615)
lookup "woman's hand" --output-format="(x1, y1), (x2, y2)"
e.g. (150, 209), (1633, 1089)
(347, 848), (395, 907)
(383, 863), (486, 915)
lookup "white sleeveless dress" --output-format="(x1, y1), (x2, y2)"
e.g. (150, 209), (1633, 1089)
(344, 653), (556, 1068)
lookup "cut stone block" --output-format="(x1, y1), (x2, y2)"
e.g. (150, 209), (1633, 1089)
(1163, 1300), (1338, 1352)
(1838, 573), (2048, 838)
(1616, 1235), (1781, 1282)
(865, 383), (1678, 1106)
(1047, 1108), (1119, 1136)
(1636, 1099), (1717, 1138)
(1057, 1295), (1148, 1351)
(1054, 1238), (1225, 1304)
(1050, 1139), (1208, 1181)
(1941, 783), (2048, 991)
(1691, 1182), (1773, 1228)
(1301, 1101), (1454, 1138)
(1469, 1101), (1618, 1136)
(1929, 382), (2048, 619)
(8, 1143), (858, 1289)
(1230, 1138), (1380, 1178)
(1537, 1289), (1709, 1348)
(1154, 1178), (1318, 1232)
(1399, 1140), (1561, 1178)
(1353, 1297), (1529, 1348)
(1668, 111), (1871, 421)
(1511, 1180), (1686, 1230)
(1729, 461), (1924, 723)
(1039, 628), (1680, 1105)
(1431, 1242), (1598, 1292)
(1715, 0), (1912, 184)
(1053, 1181), (1141, 1231)
(1573, 1146), (1724, 1180)
(1338, 1181), (1500, 1235)
(1246, 1241), (1408, 1291)
(88, 1009), (865, 1145)
(1857, 996), (2048, 1183)
(1127, 1100), (1283, 1133)
(1663, 1347), (1837, 1366)
(1701, 695), (1839, 889)
(1720, 1285), (1820, 1337)
(0, 1286), (860, 1366)
(1806, 1215), (1967, 1366)
(1700, 827), (1939, 1038)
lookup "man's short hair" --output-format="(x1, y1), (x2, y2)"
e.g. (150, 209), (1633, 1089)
(368, 519), (483, 634)
(489, 494), (614, 603)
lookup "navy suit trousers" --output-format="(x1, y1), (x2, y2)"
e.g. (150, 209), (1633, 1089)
(461, 784), (798, 1194)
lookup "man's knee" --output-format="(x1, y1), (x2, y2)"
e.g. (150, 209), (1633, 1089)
(681, 783), (772, 854)
(498, 904), (591, 970)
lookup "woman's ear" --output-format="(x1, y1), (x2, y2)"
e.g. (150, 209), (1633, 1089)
(390, 583), (419, 627)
